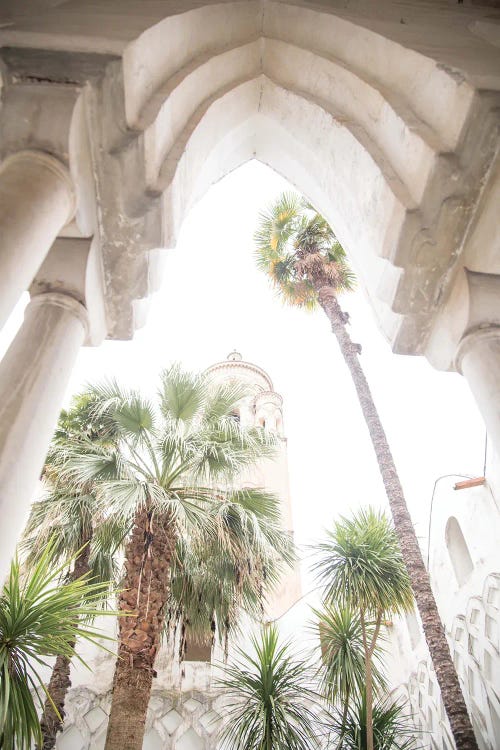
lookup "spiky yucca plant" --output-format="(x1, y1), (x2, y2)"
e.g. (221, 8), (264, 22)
(329, 693), (421, 750)
(217, 625), (323, 750)
(0, 547), (115, 750)
(314, 509), (413, 750)
(313, 606), (386, 749)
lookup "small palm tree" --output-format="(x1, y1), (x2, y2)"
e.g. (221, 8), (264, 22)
(22, 492), (125, 750)
(21, 397), (126, 750)
(61, 366), (294, 750)
(313, 606), (385, 749)
(217, 624), (322, 750)
(329, 693), (421, 750)
(0, 547), (115, 750)
(314, 508), (413, 750)
(255, 194), (478, 750)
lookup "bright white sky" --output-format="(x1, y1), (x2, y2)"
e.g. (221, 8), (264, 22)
(1, 160), (487, 594)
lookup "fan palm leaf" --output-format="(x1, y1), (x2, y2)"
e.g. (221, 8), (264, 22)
(62, 366), (295, 750)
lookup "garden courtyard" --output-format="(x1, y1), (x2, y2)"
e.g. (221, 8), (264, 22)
(0, 3), (499, 749)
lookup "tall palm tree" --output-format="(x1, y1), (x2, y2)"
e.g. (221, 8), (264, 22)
(313, 606), (385, 749)
(0, 547), (114, 750)
(314, 508), (413, 750)
(62, 366), (294, 750)
(255, 193), (478, 750)
(217, 624), (322, 750)
(21, 396), (126, 750)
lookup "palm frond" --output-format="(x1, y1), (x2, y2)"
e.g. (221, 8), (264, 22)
(254, 191), (356, 308)
(158, 364), (207, 423)
(313, 508), (414, 617)
(113, 394), (157, 444)
(312, 605), (386, 706)
(217, 625), (323, 750)
(327, 692), (422, 749)
(0, 547), (116, 750)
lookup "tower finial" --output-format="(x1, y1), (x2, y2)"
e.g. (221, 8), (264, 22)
(227, 350), (242, 362)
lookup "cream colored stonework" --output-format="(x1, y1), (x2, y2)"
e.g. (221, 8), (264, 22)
(0, 3), (500, 746)
(386, 446), (500, 750)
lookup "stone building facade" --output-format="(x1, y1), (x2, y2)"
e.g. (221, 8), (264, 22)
(0, 0), (499, 584)
(386, 448), (500, 749)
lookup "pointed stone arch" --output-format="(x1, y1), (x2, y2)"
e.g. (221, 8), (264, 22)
(76, 0), (497, 364)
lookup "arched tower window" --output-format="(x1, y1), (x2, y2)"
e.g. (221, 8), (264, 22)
(445, 517), (473, 586)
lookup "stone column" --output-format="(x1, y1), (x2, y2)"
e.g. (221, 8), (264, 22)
(456, 327), (500, 455)
(0, 150), (75, 329)
(0, 292), (88, 582)
(454, 270), (500, 457)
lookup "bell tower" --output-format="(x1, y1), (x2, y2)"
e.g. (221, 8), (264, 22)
(205, 351), (301, 620)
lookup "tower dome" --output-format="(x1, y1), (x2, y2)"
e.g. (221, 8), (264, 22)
(205, 351), (274, 393)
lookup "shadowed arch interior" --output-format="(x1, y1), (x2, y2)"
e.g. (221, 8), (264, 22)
(446, 516), (474, 587)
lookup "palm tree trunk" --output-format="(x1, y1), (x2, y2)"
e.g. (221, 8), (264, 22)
(104, 506), (176, 750)
(316, 285), (478, 750)
(336, 687), (350, 750)
(360, 610), (382, 750)
(38, 541), (92, 750)
(364, 653), (374, 750)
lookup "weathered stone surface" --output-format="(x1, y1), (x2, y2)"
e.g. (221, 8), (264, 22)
(83, 706), (106, 733)
(57, 726), (85, 750)
(176, 728), (205, 750)
(142, 728), (163, 750)
(160, 709), (183, 735)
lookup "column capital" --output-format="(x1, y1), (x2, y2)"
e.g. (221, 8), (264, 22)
(455, 325), (500, 374)
(454, 269), (500, 372)
(29, 292), (89, 337)
(0, 149), (76, 224)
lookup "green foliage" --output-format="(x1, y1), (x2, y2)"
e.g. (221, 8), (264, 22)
(328, 693), (421, 750)
(52, 366), (294, 654)
(313, 606), (385, 706)
(254, 191), (356, 309)
(61, 367), (279, 521)
(313, 508), (413, 617)
(167, 488), (295, 656)
(217, 625), (323, 750)
(22, 394), (129, 600)
(0, 547), (115, 750)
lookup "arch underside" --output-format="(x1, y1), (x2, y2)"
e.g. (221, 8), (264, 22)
(1, 1), (499, 361)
